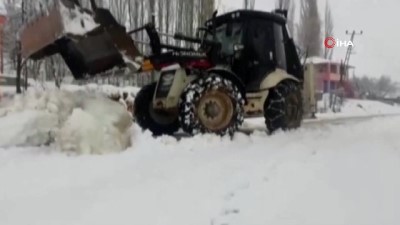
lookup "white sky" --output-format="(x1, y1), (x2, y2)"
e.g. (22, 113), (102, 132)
(220, 0), (400, 80)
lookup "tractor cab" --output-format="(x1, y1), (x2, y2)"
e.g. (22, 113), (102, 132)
(202, 10), (303, 91)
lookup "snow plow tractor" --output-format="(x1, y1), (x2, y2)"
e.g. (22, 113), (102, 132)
(20, 0), (304, 137)
(134, 10), (304, 136)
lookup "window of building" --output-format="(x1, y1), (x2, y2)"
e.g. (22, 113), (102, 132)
(331, 65), (338, 73)
(323, 81), (328, 93)
(319, 64), (328, 73)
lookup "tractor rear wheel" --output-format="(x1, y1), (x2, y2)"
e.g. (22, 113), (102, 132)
(134, 83), (180, 136)
(264, 81), (303, 133)
(179, 75), (245, 136)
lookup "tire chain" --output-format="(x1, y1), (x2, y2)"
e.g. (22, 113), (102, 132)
(264, 81), (302, 133)
(179, 75), (245, 136)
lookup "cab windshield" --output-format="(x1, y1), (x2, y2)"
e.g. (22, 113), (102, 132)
(205, 22), (244, 57)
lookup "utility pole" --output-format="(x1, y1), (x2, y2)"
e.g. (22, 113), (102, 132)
(332, 30), (362, 112)
(341, 30), (363, 83)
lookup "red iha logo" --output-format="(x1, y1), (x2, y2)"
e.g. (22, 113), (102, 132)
(324, 37), (336, 48)
(324, 37), (354, 48)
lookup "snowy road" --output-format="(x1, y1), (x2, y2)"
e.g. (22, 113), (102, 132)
(1, 115), (400, 225)
(242, 113), (400, 133)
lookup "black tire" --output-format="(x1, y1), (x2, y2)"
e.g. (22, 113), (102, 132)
(134, 83), (180, 136)
(264, 80), (303, 133)
(179, 75), (245, 136)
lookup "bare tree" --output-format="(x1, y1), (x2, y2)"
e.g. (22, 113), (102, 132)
(2, 1), (23, 92)
(79, 0), (103, 9)
(164, 0), (171, 44)
(25, 60), (42, 82)
(15, 0), (26, 93)
(198, 0), (215, 26)
(157, 0), (164, 34)
(297, 0), (322, 57)
(352, 75), (399, 99)
(109, 0), (128, 24)
(44, 55), (68, 89)
(276, 0), (290, 9)
(148, 0), (155, 25)
(276, 0), (295, 37)
(243, 0), (256, 9)
(324, 1), (334, 59)
(376, 76), (398, 98)
(287, 1), (295, 37)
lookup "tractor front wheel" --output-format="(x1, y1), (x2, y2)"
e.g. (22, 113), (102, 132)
(264, 81), (303, 133)
(179, 75), (245, 136)
(134, 83), (180, 136)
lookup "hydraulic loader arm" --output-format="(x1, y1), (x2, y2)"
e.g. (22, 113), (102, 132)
(20, 0), (142, 79)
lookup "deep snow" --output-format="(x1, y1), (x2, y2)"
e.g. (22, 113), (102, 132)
(1, 117), (400, 225)
(1, 88), (400, 225)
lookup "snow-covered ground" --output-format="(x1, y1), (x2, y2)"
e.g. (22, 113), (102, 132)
(1, 88), (400, 225)
(1, 116), (400, 225)
(317, 98), (400, 119)
(244, 98), (400, 130)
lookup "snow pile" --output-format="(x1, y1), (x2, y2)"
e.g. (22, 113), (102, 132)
(0, 90), (133, 154)
(24, 82), (141, 99)
(0, 110), (58, 147)
(59, 2), (99, 35)
(341, 99), (400, 114)
(0, 86), (17, 102)
(66, 84), (139, 115)
(79, 84), (140, 99)
(2, 83), (141, 115)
